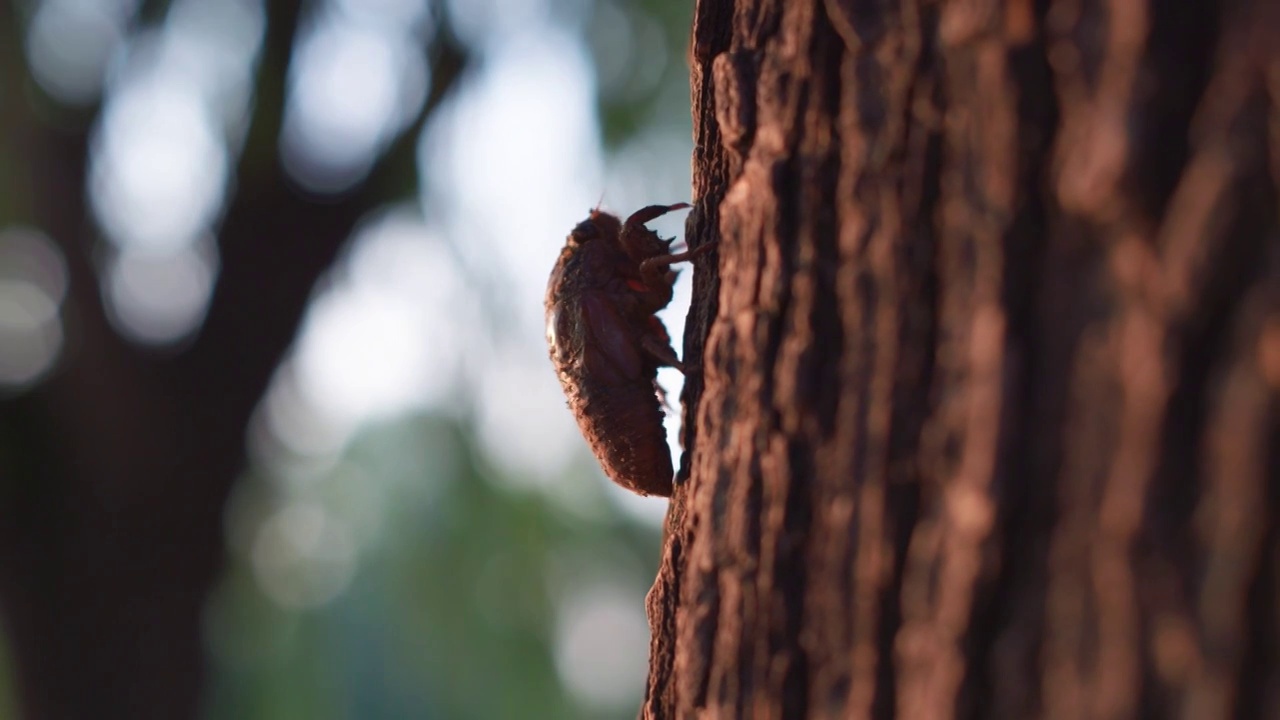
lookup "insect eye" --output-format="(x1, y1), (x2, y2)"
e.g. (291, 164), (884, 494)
(570, 219), (598, 244)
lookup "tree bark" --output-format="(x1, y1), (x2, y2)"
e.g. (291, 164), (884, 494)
(647, 0), (1280, 717)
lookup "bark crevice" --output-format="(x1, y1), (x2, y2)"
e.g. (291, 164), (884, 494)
(647, 1), (1280, 718)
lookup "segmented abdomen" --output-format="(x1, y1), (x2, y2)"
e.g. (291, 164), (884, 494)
(559, 370), (673, 496)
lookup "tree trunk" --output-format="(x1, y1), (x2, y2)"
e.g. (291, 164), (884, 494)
(646, 0), (1280, 717)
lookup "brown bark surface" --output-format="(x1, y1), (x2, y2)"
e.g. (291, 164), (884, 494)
(646, 0), (1280, 717)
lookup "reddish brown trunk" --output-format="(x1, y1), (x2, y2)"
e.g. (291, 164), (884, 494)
(647, 0), (1280, 717)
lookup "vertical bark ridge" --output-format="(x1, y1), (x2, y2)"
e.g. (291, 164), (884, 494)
(1040, 0), (1156, 716)
(1236, 409), (1280, 719)
(799, 15), (871, 706)
(894, 1), (1030, 717)
(645, 0), (734, 713)
(1181, 287), (1274, 717)
(1042, 2), (1274, 718)
(828, 0), (940, 718)
(1149, 47), (1274, 719)
(1241, 11), (1280, 714)
(649, 1), (1280, 718)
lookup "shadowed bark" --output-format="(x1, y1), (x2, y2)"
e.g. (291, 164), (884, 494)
(647, 0), (1280, 717)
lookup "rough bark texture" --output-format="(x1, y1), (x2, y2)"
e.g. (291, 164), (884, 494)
(646, 0), (1280, 717)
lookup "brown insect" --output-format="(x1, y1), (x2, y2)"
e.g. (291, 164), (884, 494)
(545, 203), (714, 496)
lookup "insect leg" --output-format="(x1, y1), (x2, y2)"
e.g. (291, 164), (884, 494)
(653, 380), (675, 412)
(641, 334), (684, 373)
(638, 241), (718, 280)
(623, 203), (691, 231)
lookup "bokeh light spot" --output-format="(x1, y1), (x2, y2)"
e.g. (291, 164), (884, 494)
(161, 0), (266, 137)
(589, 3), (667, 103)
(0, 227), (68, 388)
(91, 77), (228, 252)
(25, 0), (133, 105)
(474, 348), (582, 488)
(0, 282), (64, 387)
(257, 364), (351, 462)
(103, 240), (217, 345)
(334, 0), (429, 29)
(292, 211), (468, 425)
(280, 11), (426, 193)
(554, 584), (650, 712)
(251, 501), (356, 609)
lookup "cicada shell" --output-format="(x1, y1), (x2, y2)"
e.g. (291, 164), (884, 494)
(545, 204), (713, 496)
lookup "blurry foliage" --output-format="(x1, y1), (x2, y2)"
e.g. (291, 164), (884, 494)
(588, 0), (694, 147)
(203, 0), (688, 711)
(0, 0), (692, 716)
(207, 417), (661, 720)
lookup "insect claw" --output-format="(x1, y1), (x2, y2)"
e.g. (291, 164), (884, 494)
(623, 203), (692, 231)
(654, 381), (676, 412)
(642, 335), (684, 372)
(639, 241), (717, 277)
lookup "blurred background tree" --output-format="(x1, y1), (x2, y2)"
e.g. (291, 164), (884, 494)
(0, 0), (696, 718)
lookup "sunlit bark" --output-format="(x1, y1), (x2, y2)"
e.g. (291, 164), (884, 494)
(646, 1), (1280, 717)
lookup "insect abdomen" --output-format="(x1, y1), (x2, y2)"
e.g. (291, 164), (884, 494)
(567, 379), (673, 496)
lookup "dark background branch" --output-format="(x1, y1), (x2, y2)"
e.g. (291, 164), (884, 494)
(0, 0), (468, 715)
